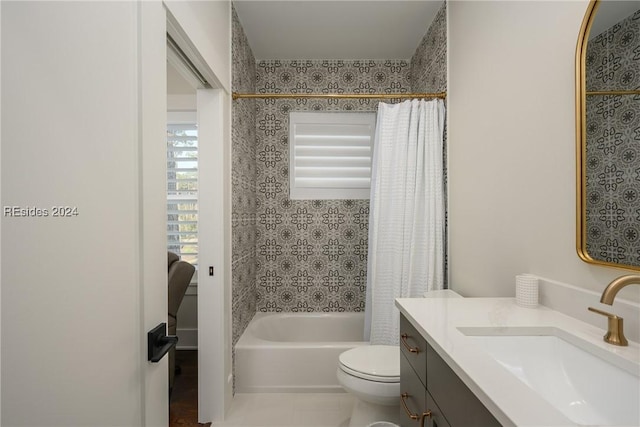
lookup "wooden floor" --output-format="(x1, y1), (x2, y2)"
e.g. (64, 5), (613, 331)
(170, 350), (210, 427)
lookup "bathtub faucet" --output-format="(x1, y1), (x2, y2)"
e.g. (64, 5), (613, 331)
(588, 274), (640, 347)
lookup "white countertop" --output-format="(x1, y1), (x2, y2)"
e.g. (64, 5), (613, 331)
(395, 297), (640, 427)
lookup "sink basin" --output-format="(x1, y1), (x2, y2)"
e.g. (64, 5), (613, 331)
(457, 327), (639, 426)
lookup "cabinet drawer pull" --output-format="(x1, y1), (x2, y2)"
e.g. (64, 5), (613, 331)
(420, 410), (432, 427)
(401, 333), (421, 353)
(401, 393), (433, 425)
(400, 393), (420, 420)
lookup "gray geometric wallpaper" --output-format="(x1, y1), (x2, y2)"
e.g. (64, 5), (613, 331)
(585, 9), (640, 266)
(255, 59), (410, 313)
(232, 5), (257, 349)
(232, 1), (448, 329)
(411, 2), (447, 94)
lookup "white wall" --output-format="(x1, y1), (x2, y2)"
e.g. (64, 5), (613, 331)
(448, 0), (639, 303)
(177, 289), (198, 348)
(0, 2), (4, 420)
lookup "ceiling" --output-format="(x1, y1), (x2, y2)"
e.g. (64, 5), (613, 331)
(233, 0), (445, 59)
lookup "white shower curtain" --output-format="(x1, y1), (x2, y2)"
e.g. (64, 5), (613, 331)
(364, 99), (445, 345)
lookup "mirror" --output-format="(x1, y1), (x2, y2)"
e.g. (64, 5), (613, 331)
(576, 0), (640, 270)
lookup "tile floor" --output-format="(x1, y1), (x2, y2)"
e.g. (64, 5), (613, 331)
(214, 393), (355, 427)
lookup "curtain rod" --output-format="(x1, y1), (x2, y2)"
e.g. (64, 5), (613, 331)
(232, 92), (446, 100)
(586, 90), (640, 96)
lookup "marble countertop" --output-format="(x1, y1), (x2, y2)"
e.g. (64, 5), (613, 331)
(395, 297), (640, 427)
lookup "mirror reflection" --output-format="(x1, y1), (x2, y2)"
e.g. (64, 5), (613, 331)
(580, 0), (640, 269)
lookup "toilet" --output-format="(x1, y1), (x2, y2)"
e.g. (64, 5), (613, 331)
(337, 289), (463, 426)
(337, 345), (400, 426)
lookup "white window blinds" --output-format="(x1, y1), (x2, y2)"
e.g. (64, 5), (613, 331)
(167, 119), (198, 275)
(289, 111), (376, 200)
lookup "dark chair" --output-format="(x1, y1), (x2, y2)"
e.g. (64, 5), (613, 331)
(168, 252), (195, 391)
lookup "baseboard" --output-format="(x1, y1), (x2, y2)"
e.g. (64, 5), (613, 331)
(177, 327), (198, 349)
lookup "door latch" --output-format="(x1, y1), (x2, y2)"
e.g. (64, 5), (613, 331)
(147, 323), (178, 363)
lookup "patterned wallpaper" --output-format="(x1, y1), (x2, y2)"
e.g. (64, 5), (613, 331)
(232, 5), (257, 348)
(585, 9), (640, 266)
(232, 2), (448, 319)
(255, 60), (410, 312)
(411, 2), (447, 94)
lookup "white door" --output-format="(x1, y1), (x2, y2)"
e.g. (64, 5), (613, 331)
(1, 1), (169, 425)
(139, 2), (172, 425)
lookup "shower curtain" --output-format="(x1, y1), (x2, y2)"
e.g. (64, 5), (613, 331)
(364, 99), (445, 345)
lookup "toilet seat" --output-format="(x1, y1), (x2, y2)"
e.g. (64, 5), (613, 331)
(338, 345), (399, 383)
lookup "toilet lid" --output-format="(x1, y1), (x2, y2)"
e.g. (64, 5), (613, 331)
(339, 345), (400, 382)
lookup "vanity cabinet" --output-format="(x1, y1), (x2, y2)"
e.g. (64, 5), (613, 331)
(399, 314), (500, 427)
(400, 353), (450, 427)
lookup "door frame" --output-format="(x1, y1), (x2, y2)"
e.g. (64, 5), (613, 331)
(139, 4), (232, 424)
(196, 87), (233, 424)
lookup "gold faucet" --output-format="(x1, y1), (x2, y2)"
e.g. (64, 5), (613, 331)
(588, 274), (640, 347)
(599, 274), (640, 305)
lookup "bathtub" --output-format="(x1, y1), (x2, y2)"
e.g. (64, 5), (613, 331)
(235, 312), (368, 393)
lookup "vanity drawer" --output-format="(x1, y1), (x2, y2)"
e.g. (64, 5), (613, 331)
(425, 390), (450, 427)
(400, 314), (427, 386)
(426, 343), (500, 427)
(400, 352), (426, 427)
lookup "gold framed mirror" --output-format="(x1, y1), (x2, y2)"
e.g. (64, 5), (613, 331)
(576, 0), (640, 271)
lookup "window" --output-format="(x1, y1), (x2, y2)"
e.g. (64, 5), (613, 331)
(289, 111), (376, 200)
(167, 113), (198, 281)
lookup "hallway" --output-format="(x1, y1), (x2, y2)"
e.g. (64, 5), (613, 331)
(170, 351), (208, 427)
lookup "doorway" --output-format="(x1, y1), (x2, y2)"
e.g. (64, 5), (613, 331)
(167, 57), (199, 424)
(164, 19), (233, 422)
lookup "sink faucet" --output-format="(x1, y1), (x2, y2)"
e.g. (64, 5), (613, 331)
(588, 274), (640, 347)
(599, 274), (640, 305)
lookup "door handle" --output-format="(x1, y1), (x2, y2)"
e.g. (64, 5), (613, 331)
(147, 323), (178, 363)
